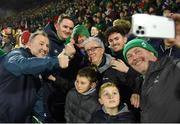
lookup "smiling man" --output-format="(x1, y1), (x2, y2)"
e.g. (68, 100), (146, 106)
(0, 30), (70, 122)
(44, 13), (75, 57)
(122, 38), (180, 122)
(43, 13), (77, 122)
(106, 26), (128, 61)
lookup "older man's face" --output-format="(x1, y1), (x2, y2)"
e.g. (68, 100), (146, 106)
(84, 41), (104, 66)
(127, 47), (157, 74)
(28, 35), (49, 58)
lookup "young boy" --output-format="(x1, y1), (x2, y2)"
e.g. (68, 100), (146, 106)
(64, 66), (101, 122)
(90, 82), (135, 123)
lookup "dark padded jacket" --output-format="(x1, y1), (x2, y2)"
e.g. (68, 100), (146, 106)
(141, 56), (180, 122)
(0, 48), (59, 122)
(65, 88), (101, 123)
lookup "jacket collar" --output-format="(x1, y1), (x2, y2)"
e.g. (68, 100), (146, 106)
(102, 103), (129, 115)
(44, 22), (65, 45)
(98, 54), (113, 73)
(145, 56), (174, 80)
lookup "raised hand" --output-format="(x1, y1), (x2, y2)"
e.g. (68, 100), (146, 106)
(58, 50), (70, 69)
(130, 93), (140, 108)
(64, 42), (76, 59)
(111, 59), (129, 73)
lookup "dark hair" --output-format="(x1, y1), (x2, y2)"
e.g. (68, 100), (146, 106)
(77, 65), (99, 83)
(105, 26), (128, 41)
(57, 13), (74, 24)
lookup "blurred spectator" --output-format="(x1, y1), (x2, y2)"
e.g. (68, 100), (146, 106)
(90, 26), (106, 47)
(91, 26), (99, 37)
(21, 30), (31, 46)
(15, 30), (31, 48)
(72, 24), (90, 48)
(169, 13), (180, 47)
(154, 38), (180, 59)
(70, 24), (90, 69)
(0, 27), (16, 52)
(112, 19), (131, 35)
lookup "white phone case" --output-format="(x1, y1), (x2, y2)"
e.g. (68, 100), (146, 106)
(132, 14), (175, 39)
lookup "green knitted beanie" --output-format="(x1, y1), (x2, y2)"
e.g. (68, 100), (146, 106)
(72, 24), (90, 39)
(123, 38), (158, 63)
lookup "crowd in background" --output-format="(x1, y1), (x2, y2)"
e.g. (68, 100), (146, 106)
(0, 0), (179, 31)
(0, 0), (179, 51)
(0, 0), (180, 123)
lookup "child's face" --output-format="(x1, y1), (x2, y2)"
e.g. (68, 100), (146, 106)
(99, 86), (120, 108)
(75, 75), (94, 94)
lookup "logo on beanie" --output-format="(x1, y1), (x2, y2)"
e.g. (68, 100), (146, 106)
(141, 42), (147, 48)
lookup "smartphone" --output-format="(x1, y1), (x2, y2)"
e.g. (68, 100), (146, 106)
(132, 14), (175, 39)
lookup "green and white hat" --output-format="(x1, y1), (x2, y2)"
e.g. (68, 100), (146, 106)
(123, 38), (158, 62)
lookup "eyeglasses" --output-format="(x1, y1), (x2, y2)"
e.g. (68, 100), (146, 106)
(85, 46), (101, 53)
